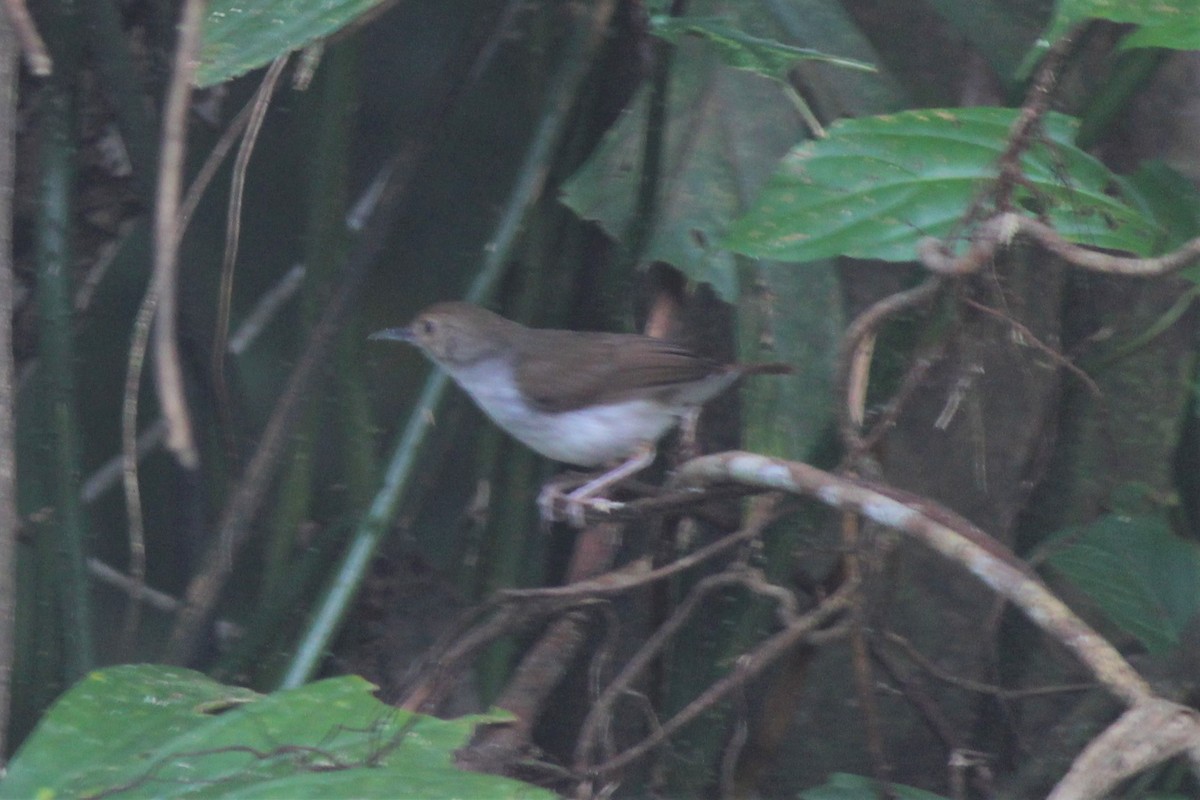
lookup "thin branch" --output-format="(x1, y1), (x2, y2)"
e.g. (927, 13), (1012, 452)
(961, 296), (1101, 396)
(920, 212), (1200, 279)
(119, 281), (158, 651)
(151, 0), (206, 471)
(211, 55), (289, 459)
(120, 95), (256, 634)
(227, 264), (305, 356)
(0, 0), (50, 75)
(879, 631), (1094, 700)
(672, 451), (1153, 706)
(836, 277), (943, 453)
(577, 574), (854, 779)
(1047, 699), (1200, 800)
(500, 511), (771, 601)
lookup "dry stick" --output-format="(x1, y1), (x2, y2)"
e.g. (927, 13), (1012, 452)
(87, 558), (242, 639)
(399, 599), (583, 713)
(578, 576), (855, 780)
(953, 30), (1077, 238)
(575, 568), (805, 768)
(880, 631), (1094, 700)
(0, 6), (16, 768)
(179, 102), (255, 231)
(870, 637), (966, 755)
(121, 100), (255, 645)
(405, 500), (775, 717)
(211, 56), (289, 459)
(1047, 698), (1200, 800)
(118, 284), (159, 654)
(501, 513), (770, 601)
(119, 106), (258, 641)
(123, 3), (205, 650)
(922, 212), (1200, 279)
(672, 452), (1153, 706)
(152, 0), (205, 471)
(961, 296), (1101, 397)
(0, 0), (49, 75)
(837, 277), (943, 452)
(459, 518), (625, 770)
(843, 512), (891, 784)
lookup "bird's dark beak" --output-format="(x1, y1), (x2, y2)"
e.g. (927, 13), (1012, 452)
(368, 326), (415, 343)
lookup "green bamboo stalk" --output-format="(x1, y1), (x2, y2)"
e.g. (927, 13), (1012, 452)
(36, 2), (93, 681)
(279, 0), (621, 689)
(261, 40), (361, 634)
(0, 6), (18, 767)
(79, 0), (159, 200)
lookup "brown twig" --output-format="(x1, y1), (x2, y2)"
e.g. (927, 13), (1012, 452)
(880, 630), (1094, 700)
(398, 594), (596, 713)
(837, 277), (943, 454)
(870, 636), (966, 754)
(576, 573), (854, 781)
(457, 517), (625, 774)
(672, 452), (1152, 706)
(989, 32), (1076, 212)
(1047, 699), (1200, 800)
(211, 55), (290, 467)
(920, 213), (1200, 279)
(1, 0), (50, 75)
(152, 0), (205, 471)
(502, 511), (772, 601)
(843, 512), (892, 785)
(962, 296), (1100, 396)
(952, 30), (1078, 238)
(672, 453), (1200, 794)
(118, 99), (260, 620)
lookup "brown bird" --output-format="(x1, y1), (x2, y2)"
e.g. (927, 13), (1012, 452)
(372, 302), (790, 523)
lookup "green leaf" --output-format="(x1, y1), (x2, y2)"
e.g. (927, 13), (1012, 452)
(561, 21), (807, 300)
(800, 772), (951, 799)
(724, 107), (1163, 264)
(1045, 514), (1200, 655)
(1034, 0), (1200, 65)
(1124, 161), (1200, 284)
(1122, 161), (1200, 284)
(198, 0), (388, 87)
(1, 665), (553, 799)
(650, 16), (875, 82)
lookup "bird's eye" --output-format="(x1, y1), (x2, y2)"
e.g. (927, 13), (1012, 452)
(421, 319), (436, 335)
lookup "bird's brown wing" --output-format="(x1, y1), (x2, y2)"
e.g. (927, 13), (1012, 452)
(516, 331), (720, 413)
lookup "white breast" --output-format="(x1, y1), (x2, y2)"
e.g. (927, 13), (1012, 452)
(445, 360), (692, 466)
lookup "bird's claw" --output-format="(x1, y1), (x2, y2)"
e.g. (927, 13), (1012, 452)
(537, 483), (625, 527)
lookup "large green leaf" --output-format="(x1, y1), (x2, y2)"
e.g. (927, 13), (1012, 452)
(561, 1), (897, 301)
(724, 108), (1164, 264)
(1038, 0), (1200, 55)
(1045, 514), (1200, 655)
(198, 0), (388, 87)
(650, 16), (875, 81)
(0, 665), (552, 799)
(561, 32), (805, 299)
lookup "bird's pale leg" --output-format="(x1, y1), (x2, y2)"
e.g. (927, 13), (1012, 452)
(538, 443), (657, 526)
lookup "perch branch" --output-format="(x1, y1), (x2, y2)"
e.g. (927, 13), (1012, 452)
(671, 451), (1152, 705)
(920, 213), (1200, 279)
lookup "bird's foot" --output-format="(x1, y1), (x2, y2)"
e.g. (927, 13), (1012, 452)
(537, 445), (657, 527)
(537, 480), (625, 527)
